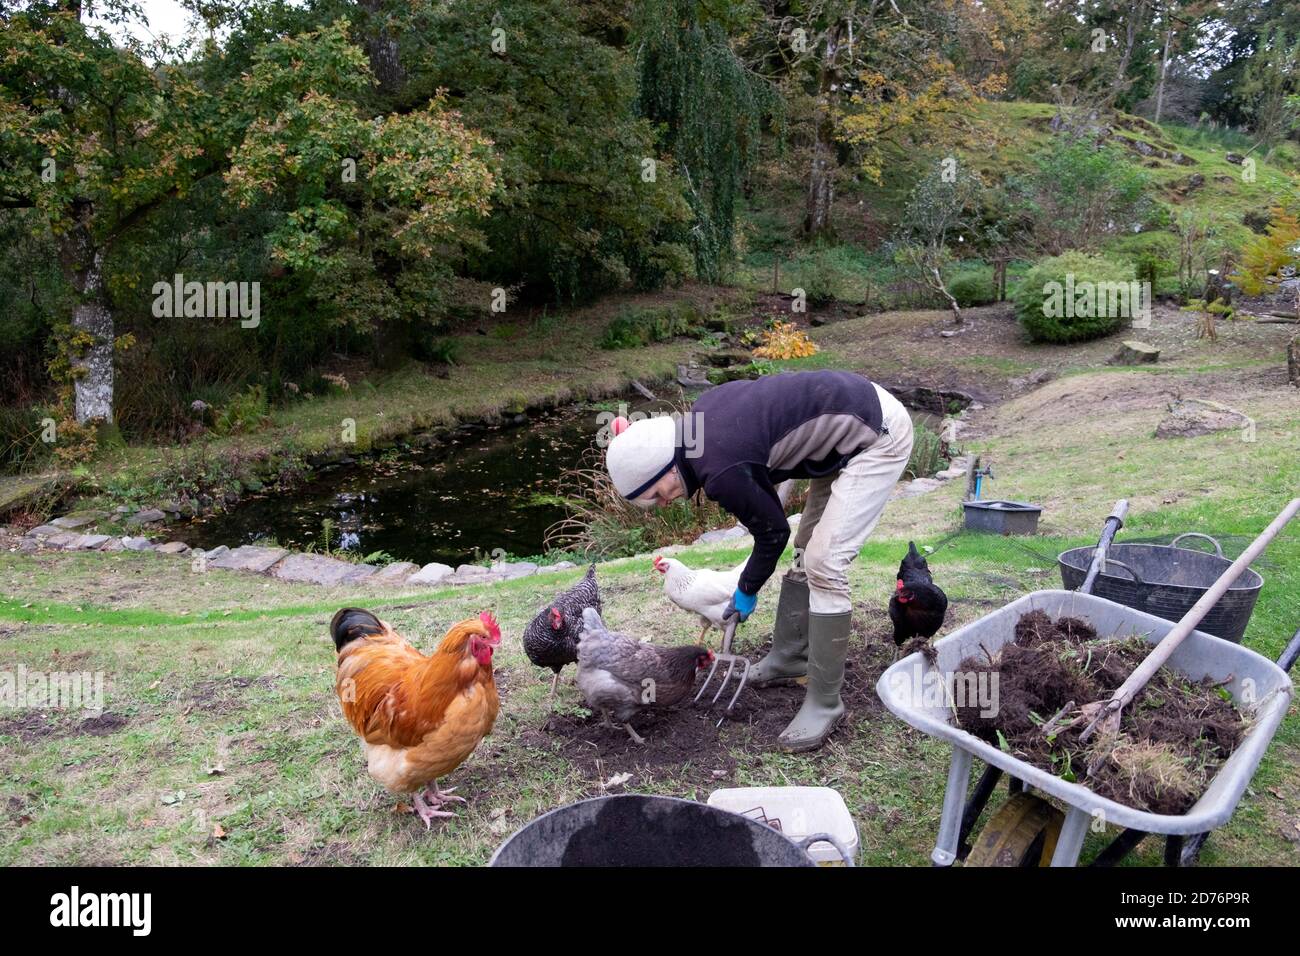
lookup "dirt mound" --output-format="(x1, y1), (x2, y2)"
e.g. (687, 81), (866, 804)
(954, 610), (1247, 815)
(501, 606), (900, 796)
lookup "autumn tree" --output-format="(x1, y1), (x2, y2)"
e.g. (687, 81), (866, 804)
(0, 1), (216, 425)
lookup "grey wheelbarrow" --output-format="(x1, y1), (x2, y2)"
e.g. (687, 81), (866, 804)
(876, 500), (1299, 867)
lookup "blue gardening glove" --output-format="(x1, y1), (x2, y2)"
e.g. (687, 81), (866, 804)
(724, 587), (757, 623)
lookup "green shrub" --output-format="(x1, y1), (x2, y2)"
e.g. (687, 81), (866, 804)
(212, 385), (271, 436)
(906, 423), (947, 479)
(948, 268), (997, 307)
(801, 247), (840, 305)
(1013, 252), (1137, 343)
(600, 302), (705, 350)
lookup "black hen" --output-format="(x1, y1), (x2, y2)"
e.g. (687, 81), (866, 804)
(888, 541), (948, 646)
(522, 563), (602, 700)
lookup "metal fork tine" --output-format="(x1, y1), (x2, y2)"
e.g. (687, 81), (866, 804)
(726, 660), (749, 712)
(694, 656), (722, 704)
(710, 657), (737, 705)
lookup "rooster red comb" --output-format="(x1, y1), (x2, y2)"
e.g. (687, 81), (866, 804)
(479, 611), (502, 645)
(611, 416), (631, 436)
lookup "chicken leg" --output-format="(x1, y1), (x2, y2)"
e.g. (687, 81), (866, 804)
(412, 780), (467, 828)
(600, 710), (646, 745)
(623, 723), (646, 745)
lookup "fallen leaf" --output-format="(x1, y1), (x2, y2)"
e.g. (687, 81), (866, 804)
(604, 772), (633, 789)
(212, 823), (227, 840)
(206, 763), (225, 776)
(392, 802), (413, 815)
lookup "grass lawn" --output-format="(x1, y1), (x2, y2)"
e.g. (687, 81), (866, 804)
(2, 300), (1297, 866)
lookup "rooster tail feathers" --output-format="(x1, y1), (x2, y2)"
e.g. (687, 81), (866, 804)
(331, 607), (385, 652)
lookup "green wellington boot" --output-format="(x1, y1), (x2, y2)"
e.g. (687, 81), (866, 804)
(749, 575), (810, 687)
(777, 610), (850, 752)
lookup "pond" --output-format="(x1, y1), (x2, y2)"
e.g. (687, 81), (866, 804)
(180, 390), (950, 567)
(179, 401), (654, 567)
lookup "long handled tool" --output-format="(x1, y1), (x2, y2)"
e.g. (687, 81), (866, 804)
(1082, 497), (1300, 743)
(1079, 499), (1128, 595)
(695, 617), (749, 723)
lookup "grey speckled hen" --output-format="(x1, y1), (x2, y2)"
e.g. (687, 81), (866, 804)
(575, 608), (712, 744)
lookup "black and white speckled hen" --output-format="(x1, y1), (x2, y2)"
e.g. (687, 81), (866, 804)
(521, 563), (602, 701)
(576, 608), (712, 744)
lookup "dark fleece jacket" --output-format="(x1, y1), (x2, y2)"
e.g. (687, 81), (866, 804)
(673, 370), (885, 595)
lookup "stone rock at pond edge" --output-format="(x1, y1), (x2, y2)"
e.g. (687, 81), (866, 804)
(449, 564), (505, 585)
(537, 560), (579, 574)
(72, 534), (111, 550)
(369, 561), (419, 585)
(198, 545), (230, 561)
(271, 553), (376, 586)
(408, 562), (454, 586)
(207, 545), (287, 574)
(122, 537), (155, 551)
(27, 524), (63, 537)
(99, 537), (125, 552)
(694, 525), (751, 545)
(45, 531), (82, 550)
(155, 542), (190, 554)
(126, 508), (167, 527)
(676, 363), (713, 389)
(491, 561), (539, 580)
(51, 512), (103, 530)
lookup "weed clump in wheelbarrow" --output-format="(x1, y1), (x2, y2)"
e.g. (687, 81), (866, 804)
(953, 611), (1248, 815)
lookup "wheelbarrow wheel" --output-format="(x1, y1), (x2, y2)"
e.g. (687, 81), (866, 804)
(965, 794), (1065, 867)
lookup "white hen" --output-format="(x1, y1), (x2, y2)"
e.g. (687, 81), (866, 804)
(653, 554), (748, 646)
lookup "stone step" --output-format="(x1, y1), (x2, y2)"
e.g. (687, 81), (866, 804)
(271, 552), (376, 586)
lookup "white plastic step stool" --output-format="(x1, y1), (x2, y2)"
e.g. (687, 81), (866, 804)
(707, 786), (858, 865)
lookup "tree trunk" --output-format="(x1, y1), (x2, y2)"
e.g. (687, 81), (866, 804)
(56, 207), (114, 424)
(360, 0), (404, 94)
(802, 22), (844, 239)
(1153, 25), (1173, 123)
(932, 265), (962, 326)
(1110, 0), (1149, 107)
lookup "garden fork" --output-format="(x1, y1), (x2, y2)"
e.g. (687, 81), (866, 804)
(695, 617), (749, 724)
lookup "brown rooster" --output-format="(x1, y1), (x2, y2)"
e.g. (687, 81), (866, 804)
(332, 607), (501, 828)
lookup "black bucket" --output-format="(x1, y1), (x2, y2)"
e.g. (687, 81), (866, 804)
(1058, 533), (1263, 643)
(489, 794), (819, 867)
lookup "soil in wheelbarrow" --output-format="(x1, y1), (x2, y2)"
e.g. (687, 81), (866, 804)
(953, 611), (1249, 815)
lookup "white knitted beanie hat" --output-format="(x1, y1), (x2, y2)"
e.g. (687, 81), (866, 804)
(605, 415), (678, 502)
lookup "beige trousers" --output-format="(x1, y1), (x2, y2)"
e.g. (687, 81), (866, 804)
(789, 384), (914, 614)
